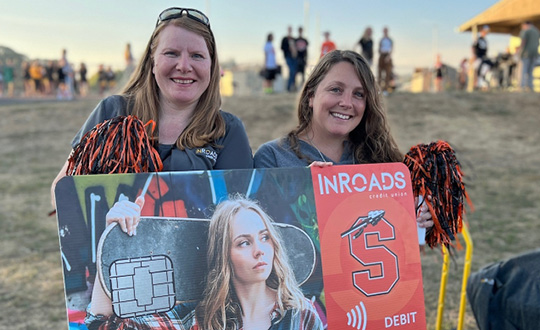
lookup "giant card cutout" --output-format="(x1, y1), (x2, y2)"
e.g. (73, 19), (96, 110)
(55, 165), (425, 329)
(312, 164), (426, 329)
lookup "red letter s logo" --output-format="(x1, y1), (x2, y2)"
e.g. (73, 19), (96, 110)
(348, 218), (399, 296)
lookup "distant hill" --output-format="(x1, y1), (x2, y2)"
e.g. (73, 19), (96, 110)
(0, 45), (27, 67)
(0, 46), (29, 93)
(0, 45), (26, 58)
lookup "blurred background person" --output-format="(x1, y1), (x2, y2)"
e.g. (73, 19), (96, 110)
(29, 60), (44, 96)
(434, 54), (444, 92)
(281, 26), (298, 92)
(377, 26), (393, 93)
(21, 61), (32, 97)
(43, 60), (55, 95)
(459, 58), (468, 90)
(3, 58), (15, 98)
(320, 31), (336, 58)
(60, 49), (75, 99)
(295, 26), (309, 85)
(97, 64), (107, 95)
(358, 26), (374, 66)
(517, 21), (540, 92)
(123, 42), (136, 85)
(56, 59), (66, 98)
(472, 25), (491, 90)
(495, 47), (516, 90)
(57, 59), (74, 100)
(106, 66), (116, 92)
(263, 33), (279, 94)
(125, 42), (134, 68)
(78, 62), (88, 97)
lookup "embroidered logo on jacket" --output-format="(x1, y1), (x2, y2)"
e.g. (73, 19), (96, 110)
(196, 148), (218, 162)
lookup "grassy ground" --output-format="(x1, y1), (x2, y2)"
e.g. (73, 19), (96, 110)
(1, 91), (539, 329)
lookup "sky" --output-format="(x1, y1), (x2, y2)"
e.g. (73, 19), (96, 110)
(0, 0), (514, 77)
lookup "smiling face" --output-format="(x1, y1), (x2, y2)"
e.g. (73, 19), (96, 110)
(229, 209), (275, 286)
(152, 24), (211, 112)
(308, 61), (366, 142)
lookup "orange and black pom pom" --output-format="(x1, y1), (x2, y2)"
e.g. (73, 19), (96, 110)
(67, 115), (163, 175)
(403, 140), (473, 249)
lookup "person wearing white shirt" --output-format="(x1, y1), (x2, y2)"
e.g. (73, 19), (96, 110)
(377, 27), (394, 93)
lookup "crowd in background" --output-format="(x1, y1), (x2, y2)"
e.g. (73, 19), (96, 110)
(262, 21), (539, 94)
(0, 48), (119, 100)
(2, 21), (537, 99)
(262, 25), (397, 95)
(443, 21), (539, 92)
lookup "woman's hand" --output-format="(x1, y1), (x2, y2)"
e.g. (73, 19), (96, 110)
(309, 161), (333, 168)
(415, 195), (434, 229)
(51, 159), (70, 209)
(106, 196), (145, 236)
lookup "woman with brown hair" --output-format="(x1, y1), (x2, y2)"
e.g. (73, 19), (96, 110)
(255, 50), (402, 167)
(254, 50), (433, 229)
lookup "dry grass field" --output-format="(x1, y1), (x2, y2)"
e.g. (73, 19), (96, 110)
(0, 90), (539, 329)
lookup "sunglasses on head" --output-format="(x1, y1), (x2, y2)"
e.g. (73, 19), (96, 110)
(156, 7), (210, 27)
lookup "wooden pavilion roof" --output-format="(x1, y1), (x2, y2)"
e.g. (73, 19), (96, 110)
(459, 0), (540, 36)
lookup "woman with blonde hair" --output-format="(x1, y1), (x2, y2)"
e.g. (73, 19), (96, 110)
(358, 27), (374, 66)
(51, 7), (253, 206)
(186, 196), (323, 330)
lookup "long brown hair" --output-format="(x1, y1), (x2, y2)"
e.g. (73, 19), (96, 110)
(196, 196), (305, 330)
(122, 15), (224, 150)
(287, 50), (403, 163)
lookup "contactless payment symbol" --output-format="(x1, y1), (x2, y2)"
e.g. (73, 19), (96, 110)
(346, 301), (367, 330)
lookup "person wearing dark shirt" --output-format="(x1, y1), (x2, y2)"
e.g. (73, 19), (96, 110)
(295, 26), (309, 85)
(472, 25), (492, 89)
(281, 26), (298, 92)
(358, 26), (373, 66)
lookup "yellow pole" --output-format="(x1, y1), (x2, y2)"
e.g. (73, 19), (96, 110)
(467, 25), (478, 92)
(457, 224), (473, 330)
(435, 245), (450, 330)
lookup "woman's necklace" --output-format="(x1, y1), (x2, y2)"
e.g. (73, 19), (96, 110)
(306, 134), (327, 162)
(305, 134), (356, 164)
